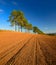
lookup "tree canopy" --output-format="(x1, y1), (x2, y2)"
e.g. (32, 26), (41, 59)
(8, 10), (45, 34)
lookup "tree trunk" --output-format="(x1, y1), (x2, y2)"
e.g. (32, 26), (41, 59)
(15, 21), (17, 31)
(21, 26), (22, 32)
(28, 29), (30, 33)
(18, 26), (19, 32)
(25, 28), (27, 32)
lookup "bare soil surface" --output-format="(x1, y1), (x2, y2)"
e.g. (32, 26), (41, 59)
(0, 31), (56, 65)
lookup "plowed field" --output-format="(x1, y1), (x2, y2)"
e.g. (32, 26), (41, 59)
(0, 31), (56, 65)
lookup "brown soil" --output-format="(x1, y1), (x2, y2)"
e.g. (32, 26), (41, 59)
(0, 31), (56, 65)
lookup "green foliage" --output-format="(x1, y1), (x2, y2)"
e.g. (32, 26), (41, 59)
(8, 10), (25, 31)
(33, 26), (38, 33)
(8, 10), (44, 34)
(26, 23), (32, 30)
(33, 26), (45, 34)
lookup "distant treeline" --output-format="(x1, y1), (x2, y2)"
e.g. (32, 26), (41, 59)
(47, 33), (56, 35)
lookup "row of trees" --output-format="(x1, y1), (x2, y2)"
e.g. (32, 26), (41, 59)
(8, 10), (44, 34)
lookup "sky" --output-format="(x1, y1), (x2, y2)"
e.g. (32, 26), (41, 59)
(0, 0), (56, 33)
